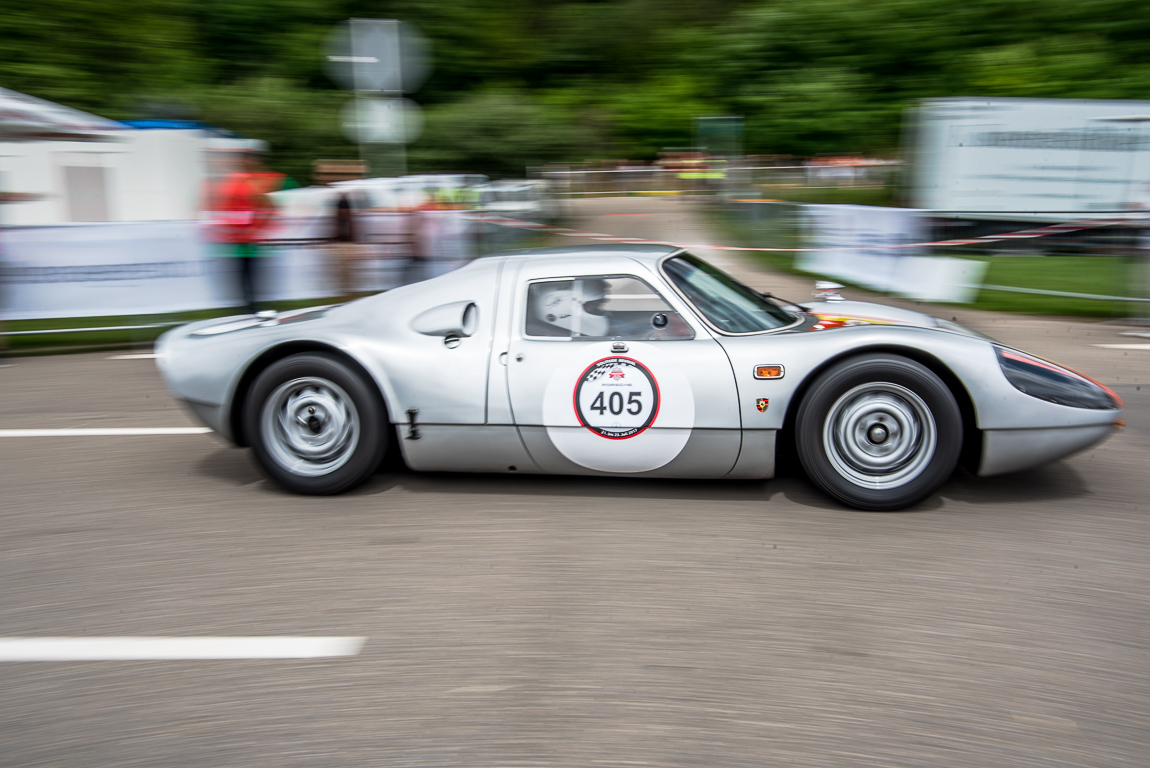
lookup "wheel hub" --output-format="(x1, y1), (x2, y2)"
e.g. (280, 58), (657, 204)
(823, 382), (937, 489)
(302, 405), (325, 434)
(261, 377), (360, 476)
(867, 423), (890, 444)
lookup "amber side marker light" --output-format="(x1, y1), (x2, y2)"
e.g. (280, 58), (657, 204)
(1114, 418), (1126, 429)
(754, 365), (785, 380)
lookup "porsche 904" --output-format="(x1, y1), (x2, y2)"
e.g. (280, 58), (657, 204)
(156, 245), (1122, 510)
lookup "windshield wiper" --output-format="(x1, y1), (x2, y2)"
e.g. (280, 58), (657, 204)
(762, 292), (809, 313)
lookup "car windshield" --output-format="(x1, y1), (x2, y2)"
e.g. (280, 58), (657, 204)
(661, 253), (797, 333)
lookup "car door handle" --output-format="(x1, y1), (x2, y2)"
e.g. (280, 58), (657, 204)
(499, 352), (508, 366)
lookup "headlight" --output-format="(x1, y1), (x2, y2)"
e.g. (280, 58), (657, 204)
(995, 347), (1121, 410)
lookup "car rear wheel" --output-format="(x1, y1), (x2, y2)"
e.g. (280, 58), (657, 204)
(245, 353), (387, 494)
(796, 354), (961, 511)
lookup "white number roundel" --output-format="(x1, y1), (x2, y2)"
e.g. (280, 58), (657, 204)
(542, 343), (695, 474)
(574, 357), (659, 439)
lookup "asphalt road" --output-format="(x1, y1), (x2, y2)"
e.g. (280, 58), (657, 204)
(2, 200), (1149, 768)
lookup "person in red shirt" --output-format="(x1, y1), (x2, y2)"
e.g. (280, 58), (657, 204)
(209, 151), (283, 313)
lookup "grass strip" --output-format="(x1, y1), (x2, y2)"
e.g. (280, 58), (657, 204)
(1, 298), (333, 355)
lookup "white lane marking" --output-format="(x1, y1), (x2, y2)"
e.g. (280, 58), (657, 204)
(446, 685), (516, 694)
(0, 428), (211, 437)
(107, 353), (157, 359)
(0, 637), (365, 661)
(1094, 344), (1150, 350)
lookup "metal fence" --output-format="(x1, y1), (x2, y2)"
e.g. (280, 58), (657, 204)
(534, 161), (903, 198)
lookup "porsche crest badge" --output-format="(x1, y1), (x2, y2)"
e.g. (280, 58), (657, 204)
(756, 398), (769, 413)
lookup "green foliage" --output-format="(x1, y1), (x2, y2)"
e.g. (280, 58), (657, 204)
(5, 0), (1150, 174)
(0, 0), (203, 116)
(191, 76), (356, 182)
(409, 91), (591, 177)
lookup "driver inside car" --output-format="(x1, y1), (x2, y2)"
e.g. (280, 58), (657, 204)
(530, 277), (688, 339)
(533, 279), (612, 337)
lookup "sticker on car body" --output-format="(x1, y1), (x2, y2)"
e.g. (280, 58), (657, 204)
(542, 343), (693, 473)
(573, 357), (660, 439)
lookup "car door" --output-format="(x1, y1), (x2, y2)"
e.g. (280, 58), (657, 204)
(505, 262), (743, 477)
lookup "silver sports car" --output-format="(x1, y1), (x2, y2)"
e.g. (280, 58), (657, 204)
(156, 245), (1123, 510)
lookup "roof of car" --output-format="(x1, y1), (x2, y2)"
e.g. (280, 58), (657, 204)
(493, 243), (682, 265)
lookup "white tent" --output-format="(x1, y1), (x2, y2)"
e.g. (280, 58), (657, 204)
(0, 89), (257, 224)
(0, 86), (124, 141)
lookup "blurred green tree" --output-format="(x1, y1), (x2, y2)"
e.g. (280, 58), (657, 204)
(5, 0), (1150, 174)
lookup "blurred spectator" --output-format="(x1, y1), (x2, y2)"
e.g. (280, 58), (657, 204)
(312, 160), (368, 301)
(403, 187), (439, 285)
(331, 187), (367, 301)
(208, 151), (284, 313)
(1133, 182), (1150, 324)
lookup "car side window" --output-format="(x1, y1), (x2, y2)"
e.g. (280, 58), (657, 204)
(525, 276), (694, 340)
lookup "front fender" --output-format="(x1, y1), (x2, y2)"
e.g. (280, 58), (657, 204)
(716, 324), (1113, 434)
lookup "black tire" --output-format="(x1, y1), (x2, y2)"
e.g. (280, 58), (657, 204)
(244, 353), (387, 495)
(795, 354), (961, 511)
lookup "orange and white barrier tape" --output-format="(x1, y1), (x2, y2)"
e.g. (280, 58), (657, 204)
(469, 213), (1142, 253)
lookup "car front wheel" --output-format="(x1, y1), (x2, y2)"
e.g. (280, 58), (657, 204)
(795, 354), (961, 511)
(245, 353), (387, 495)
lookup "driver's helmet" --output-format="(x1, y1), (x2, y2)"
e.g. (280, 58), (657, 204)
(533, 278), (610, 337)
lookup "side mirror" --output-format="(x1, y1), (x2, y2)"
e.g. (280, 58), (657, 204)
(813, 281), (844, 302)
(412, 301), (480, 338)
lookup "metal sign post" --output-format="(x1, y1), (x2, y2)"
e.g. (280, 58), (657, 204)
(326, 19), (430, 177)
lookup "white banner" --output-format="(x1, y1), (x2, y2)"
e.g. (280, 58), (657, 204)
(0, 219), (473, 320)
(0, 222), (232, 320)
(800, 204), (987, 303)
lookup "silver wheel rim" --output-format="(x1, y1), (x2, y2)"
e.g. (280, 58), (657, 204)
(823, 382), (936, 489)
(260, 376), (359, 477)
